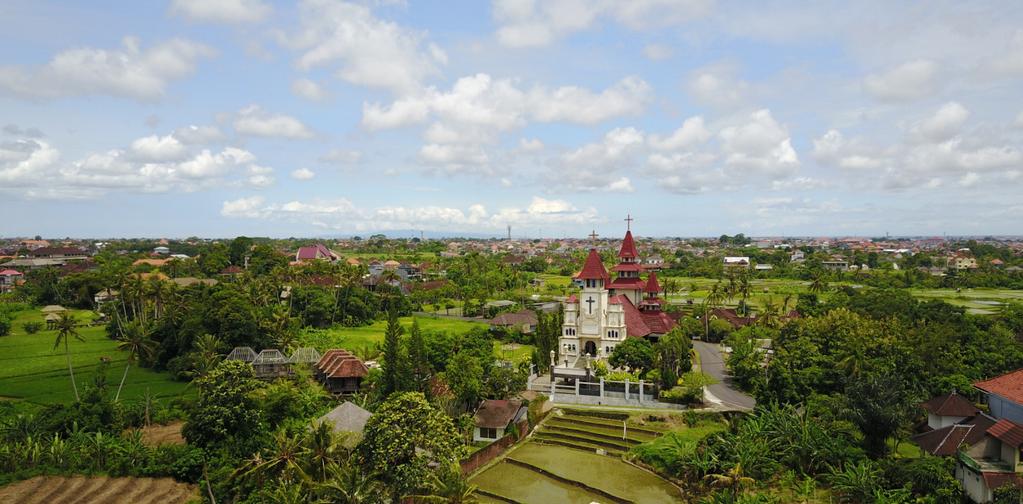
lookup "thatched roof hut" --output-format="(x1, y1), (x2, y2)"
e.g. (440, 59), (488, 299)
(313, 402), (372, 448)
(41, 305), (67, 314)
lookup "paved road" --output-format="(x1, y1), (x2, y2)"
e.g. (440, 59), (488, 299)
(693, 340), (756, 411)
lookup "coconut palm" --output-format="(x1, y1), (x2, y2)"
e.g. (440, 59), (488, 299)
(53, 312), (84, 401)
(405, 463), (479, 503)
(808, 270), (829, 295)
(189, 333), (224, 379)
(303, 421), (344, 482)
(237, 430), (310, 485)
(114, 320), (157, 401)
(319, 460), (384, 504)
(702, 282), (726, 341)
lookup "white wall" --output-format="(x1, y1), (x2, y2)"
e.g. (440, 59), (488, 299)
(928, 413), (968, 430)
(956, 464), (993, 503)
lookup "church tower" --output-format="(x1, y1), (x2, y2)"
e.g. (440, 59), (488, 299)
(608, 230), (644, 305)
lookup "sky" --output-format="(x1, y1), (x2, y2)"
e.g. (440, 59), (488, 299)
(1, 0), (1022, 239)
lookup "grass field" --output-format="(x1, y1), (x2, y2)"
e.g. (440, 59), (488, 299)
(537, 273), (1023, 314)
(296, 315), (538, 360)
(0, 308), (189, 404)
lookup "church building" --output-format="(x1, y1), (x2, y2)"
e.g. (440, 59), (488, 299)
(558, 228), (676, 367)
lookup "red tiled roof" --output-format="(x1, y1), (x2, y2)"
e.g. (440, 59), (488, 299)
(0, 269), (23, 276)
(297, 244), (335, 261)
(608, 277), (645, 290)
(644, 272), (661, 293)
(975, 369), (1023, 405)
(982, 472), (1023, 490)
(911, 413), (995, 456)
(921, 392), (979, 417)
(576, 249), (609, 281)
(711, 308), (755, 329)
(618, 231), (638, 259)
(615, 295), (652, 337)
(475, 399), (523, 429)
(612, 263), (644, 272)
(640, 310), (675, 334)
(989, 419), (1023, 448)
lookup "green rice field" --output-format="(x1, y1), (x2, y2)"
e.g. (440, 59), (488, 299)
(471, 408), (685, 503)
(0, 308), (189, 404)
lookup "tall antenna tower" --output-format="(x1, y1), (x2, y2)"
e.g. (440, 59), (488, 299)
(507, 225), (511, 241)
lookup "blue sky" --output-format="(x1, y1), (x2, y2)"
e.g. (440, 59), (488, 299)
(2, 0), (1022, 238)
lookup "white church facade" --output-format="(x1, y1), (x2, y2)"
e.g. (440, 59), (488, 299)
(556, 229), (676, 370)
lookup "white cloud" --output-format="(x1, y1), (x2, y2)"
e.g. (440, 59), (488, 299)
(0, 140), (60, 186)
(688, 63), (748, 108)
(220, 194), (600, 232)
(282, 0), (446, 95)
(959, 172), (980, 187)
(0, 37), (214, 100)
(1014, 111), (1023, 128)
(648, 116), (710, 150)
(221, 196), (268, 218)
(418, 144), (490, 173)
(561, 127), (645, 170)
(234, 105), (314, 139)
(362, 74), (651, 131)
(492, 0), (714, 48)
(173, 125), (224, 144)
(913, 101), (969, 142)
(170, 0), (271, 24)
(129, 134), (187, 162)
(290, 167), (316, 180)
(519, 138), (544, 151)
(643, 43), (673, 60)
(863, 59), (938, 101)
(319, 149), (362, 165)
(719, 109), (799, 177)
(291, 78), (328, 101)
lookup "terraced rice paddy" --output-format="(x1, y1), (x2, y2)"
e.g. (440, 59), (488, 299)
(0, 476), (196, 504)
(471, 409), (682, 503)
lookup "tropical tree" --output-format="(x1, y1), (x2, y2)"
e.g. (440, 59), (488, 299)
(808, 270), (829, 295)
(319, 460), (384, 504)
(114, 320), (157, 401)
(53, 312), (84, 401)
(704, 463), (755, 496)
(408, 319), (432, 394)
(381, 310), (407, 396)
(405, 463), (479, 503)
(360, 392), (464, 499)
(703, 282), (726, 341)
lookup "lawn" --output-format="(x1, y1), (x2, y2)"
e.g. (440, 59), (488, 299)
(0, 308), (190, 404)
(298, 316), (489, 354)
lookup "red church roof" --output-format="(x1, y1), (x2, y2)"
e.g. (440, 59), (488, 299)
(644, 272), (661, 293)
(618, 231), (638, 259)
(576, 249), (609, 281)
(613, 295), (676, 338)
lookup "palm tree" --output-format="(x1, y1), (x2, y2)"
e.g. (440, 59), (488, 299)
(319, 460), (383, 504)
(808, 270), (828, 295)
(405, 463), (479, 503)
(53, 312), (84, 401)
(702, 282), (726, 341)
(114, 321), (157, 401)
(235, 430), (310, 486)
(303, 421), (343, 482)
(189, 333), (224, 379)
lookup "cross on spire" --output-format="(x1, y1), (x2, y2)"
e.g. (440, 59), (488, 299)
(624, 214), (634, 231)
(588, 230), (599, 241)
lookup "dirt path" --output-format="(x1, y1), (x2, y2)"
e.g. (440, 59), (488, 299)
(134, 421), (185, 446)
(0, 476), (197, 504)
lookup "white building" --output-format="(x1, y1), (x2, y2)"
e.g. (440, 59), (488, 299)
(554, 230), (675, 376)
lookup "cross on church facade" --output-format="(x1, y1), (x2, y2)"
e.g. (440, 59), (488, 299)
(624, 214), (634, 231)
(585, 296), (595, 314)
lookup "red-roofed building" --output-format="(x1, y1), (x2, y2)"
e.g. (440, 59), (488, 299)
(0, 269), (24, 293)
(922, 391), (981, 429)
(315, 349), (368, 394)
(976, 369), (1023, 425)
(472, 399), (526, 441)
(295, 244), (339, 263)
(555, 226), (676, 378)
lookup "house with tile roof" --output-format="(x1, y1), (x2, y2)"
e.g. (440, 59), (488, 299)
(975, 368), (1023, 425)
(315, 349), (369, 395)
(295, 243), (339, 263)
(554, 227), (676, 377)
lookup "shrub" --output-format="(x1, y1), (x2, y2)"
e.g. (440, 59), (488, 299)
(0, 316), (10, 337)
(22, 321), (42, 334)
